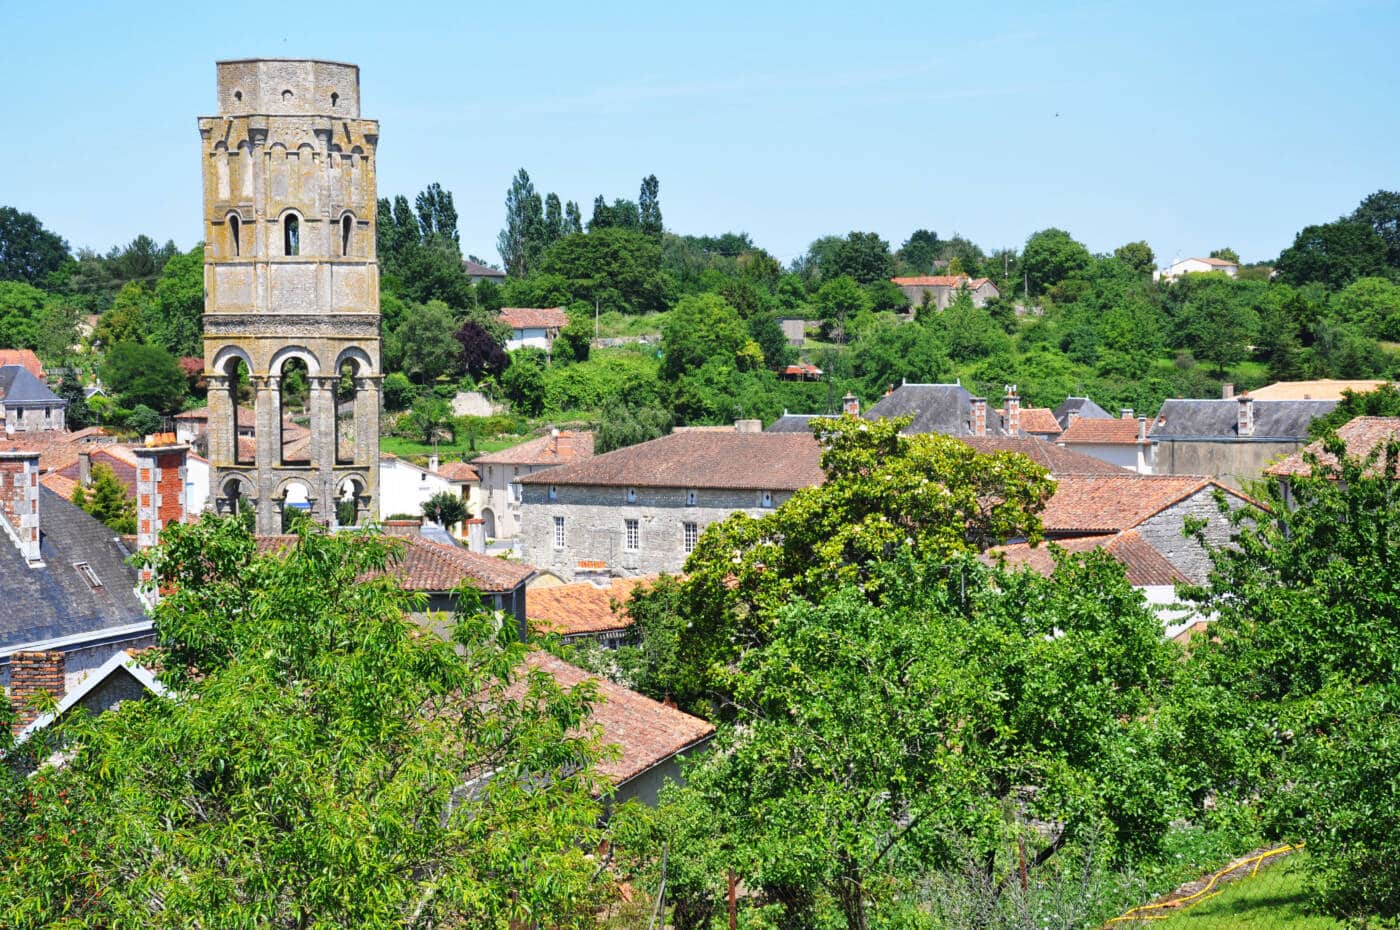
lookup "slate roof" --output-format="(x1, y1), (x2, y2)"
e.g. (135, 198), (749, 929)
(518, 431), (825, 491)
(463, 259), (505, 278)
(256, 532), (535, 594)
(1057, 417), (1147, 445)
(0, 350), (44, 379)
(473, 430), (594, 466)
(528, 576), (656, 637)
(1018, 407), (1062, 436)
(499, 307), (568, 330)
(987, 530), (1189, 586)
(1040, 475), (1250, 535)
(765, 413), (824, 433)
(1265, 416), (1400, 478)
(864, 383), (1006, 437)
(1052, 396), (1112, 429)
(0, 365), (64, 407)
(959, 436), (1132, 475)
(1150, 398), (1335, 441)
(515, 652), (714, 786)
(0, 488), (148, 651)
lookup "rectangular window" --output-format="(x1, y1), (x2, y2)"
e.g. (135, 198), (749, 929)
(553, 516), (565, 549)
(761, 490), (774, 508)
(624, 518), (640, 552)
(683, 521), (698, 554)
(686, 488), (697, 506)
(73, 561), (102, 589)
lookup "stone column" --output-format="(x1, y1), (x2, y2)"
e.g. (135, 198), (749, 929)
(309, 375), (338, 524)
(252, 374), (280, 535)
(205, 374), (232, 466)
(355, 374), (381, 521)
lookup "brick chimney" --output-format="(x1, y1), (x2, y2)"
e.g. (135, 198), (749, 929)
(464, 517), (485, 554)
(842, 392), (860, 416)
(1222, 383), (1234, 399)
(1237, 395), (1255, 436)
(969, 397), (988, 437)
(9, 650), (64, 731)
(132, 438), (189, 553)
(0, 449), (42, 566)
(1002, 385), (1020, 435)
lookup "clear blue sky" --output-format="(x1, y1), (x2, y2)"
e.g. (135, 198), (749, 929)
(3, 0), (1397, 267)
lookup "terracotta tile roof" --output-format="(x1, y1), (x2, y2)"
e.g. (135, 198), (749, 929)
(54, 446), (140, 494)
(1057, 416), (1147, 445)
(1247, 379), (1389, 401)
(968, 277), (996, 289)
(256, 532), (535, 593)
(174, 406), (258, 429)
(891, 275), (968, 287)
(528, 576), (657, 636)
(40, 472), (79, 499)
(473, 430), (595, 466)
(4, 427), (109, 473)
(435, 461), (481, 482)
(960, 436), (1132, 475)
(1040, 475), (1248, 535)
(0, 349), (44, 379)
(1265, 416), (1400, 478)
(986, 530), (1189, 586)
(1018, 407), (1062, 435)
(1193, 256), (1238, 267)
(518, 430), (825, 491)
(499, 307), (568, 330)
(515, 652), (713, 785)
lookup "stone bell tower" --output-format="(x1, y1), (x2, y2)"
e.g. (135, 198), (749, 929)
(199, 59), (381, 534)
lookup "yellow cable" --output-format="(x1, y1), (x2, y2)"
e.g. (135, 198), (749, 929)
(1106, 843), (1303, 924)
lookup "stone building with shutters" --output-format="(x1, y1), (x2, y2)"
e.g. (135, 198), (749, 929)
(198, 59), (382, 533)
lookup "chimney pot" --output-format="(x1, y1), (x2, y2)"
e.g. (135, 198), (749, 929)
(1121, 408), (1133, 419)
(464, 517), (485, 553)
(734, 418), (762, 433)
(428, 454), (439, 473)
(1137, 415), (1147, 443)
(1237, 395), (1255, 436)
(1002, 385), (1021, 435)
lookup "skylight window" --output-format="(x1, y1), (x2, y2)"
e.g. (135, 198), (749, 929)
(73, 561), (103, 589)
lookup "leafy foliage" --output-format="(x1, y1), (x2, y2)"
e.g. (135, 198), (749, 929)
(422, 489), (468, 528)
(99, 340), (186, 413)
(71, 462), (136, 533)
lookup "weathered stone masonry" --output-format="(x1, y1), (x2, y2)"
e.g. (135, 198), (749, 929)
(1135, 486), (1244, 584)
(200, 59), (381, 534)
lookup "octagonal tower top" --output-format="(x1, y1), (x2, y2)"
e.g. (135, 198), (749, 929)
(214, 59), (360, 118)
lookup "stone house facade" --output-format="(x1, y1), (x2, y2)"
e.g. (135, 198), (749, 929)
(1149, 394), (1336, 488)
(890, 275), (1000, 310)
(473, 430), (593, 540)
(517, 430), (824, 580)
(0, 365), (66, 433)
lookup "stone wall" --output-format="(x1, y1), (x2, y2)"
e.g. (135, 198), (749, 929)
(1153, 439), (1301, 489)
(1136, 485), (1248, 584)
(519, 483), (792, 579)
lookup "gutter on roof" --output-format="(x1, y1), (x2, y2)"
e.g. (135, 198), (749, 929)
(613, 732), (716, 788)
(0, 621), (155, 662)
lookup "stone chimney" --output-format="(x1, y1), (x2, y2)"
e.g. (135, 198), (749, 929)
(428, 454), (439, 473)
(78, 450), (92, 486)
(464, 517), (485, 554)
(1237, 395), (1255, 436)
(842, 392), (859, 416)
(734, 419), (762, 433)
(1137, 415), (1148, 442)
(382, 517), (423, 537)
(132, 438), (189, 552)
(575, 559), (611, 587)
(1002, 385), (1020, 435)
(1067, 409), (1081, 427)
(1120, 408), (1133, 420)
(1222, 383), (1234, 399)
(8, 650), (65, 732)
(0, 449), (42, 566)
(969, 397), (988, 437)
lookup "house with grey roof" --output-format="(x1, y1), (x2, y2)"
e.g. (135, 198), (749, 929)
(1052, 396), (1113, 430)
(0, 364), (66, 433)
(863, 382), (1016, 437)
(1150, 392), (1336, 487)
(463, 258), (506, 284)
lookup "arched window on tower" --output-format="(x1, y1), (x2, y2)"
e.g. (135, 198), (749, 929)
(229, 214), (241, 257)
(284, 214), (300, 256)
(341, 214), (353, 257)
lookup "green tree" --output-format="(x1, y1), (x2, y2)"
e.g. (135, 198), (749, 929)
(401, 395), (454, 444)
(0, 280), (48, 350)
(422, 489), (468, 529)
(1114, 240), (1156, 274)
(849, 314), (952, 398)
(1174, 277), (1260, 374)
(941, 293), (1012, 363)
(638, 174), (663, 238)
(593, 402), (672, 453)
(126, 403), (163, 436)
(0, 206), (69, 284)
(58, 377), (94, 429)
(1349, 189), (1400, 267)
(396, 300), (459, 384)
(151, 244), (205, 357)
(497, 168), (544, 277)
(1209, 246), (1241, 264)
(1332, 275), (1400, 340)
(0, 517), (614, 927)
(1275, 220), (1388, 290)
(1021, 228), (1092, 296)
(814, 275), (869, 342)
(70, 462), (137, 533)
(381, 371), (417, 411)
(92, 281), (156, 347)
(659, 293), (750, 382)
(1178, 437), (1400, 919)
(1308, 383), (1400, 437)
(538, 228), (673, 314)
(501, 351), (547, 416)
(414, 182), (460, 249)
(896, 228), (941, 274)
(550, 305), (593, 364)
(100, 341), (186, 413)
(827, 231), (894, 285)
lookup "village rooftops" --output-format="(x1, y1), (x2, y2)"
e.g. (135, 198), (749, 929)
(1052, 396), (1113, 428)
(0, 350), (44, 380)
(498, 307), (568, 330)
(513, 652), (714, 786)
(959, 436), (1132, 475)
(1265, 416), (1400, 478)
(256, 531), (534, 594)
(889, 275), (995, 289)
(765, 413), (825, 433)
(1017, 407), (1062, 436)
(864, 382), (1007, 437)
(518, 430), (825, 491)
(1056, 416), (1149, 445)
(433, 460), (481, 482)
(463, 258), (505, 279)
(1246, 379), (1390, 401)
(1150, 398), (1335, 441)
(0, 365), (63, 407)
(986, 530), (1189, 587)
(472, 430), (594, 467)
(1039, 474), (1253, 536)
(528, 576), (657, 638)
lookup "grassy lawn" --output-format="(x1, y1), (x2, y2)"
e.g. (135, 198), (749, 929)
(380, 435), (525, 459)
(594, 310), (667, 339)
(1149, 855), (1342, 929)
